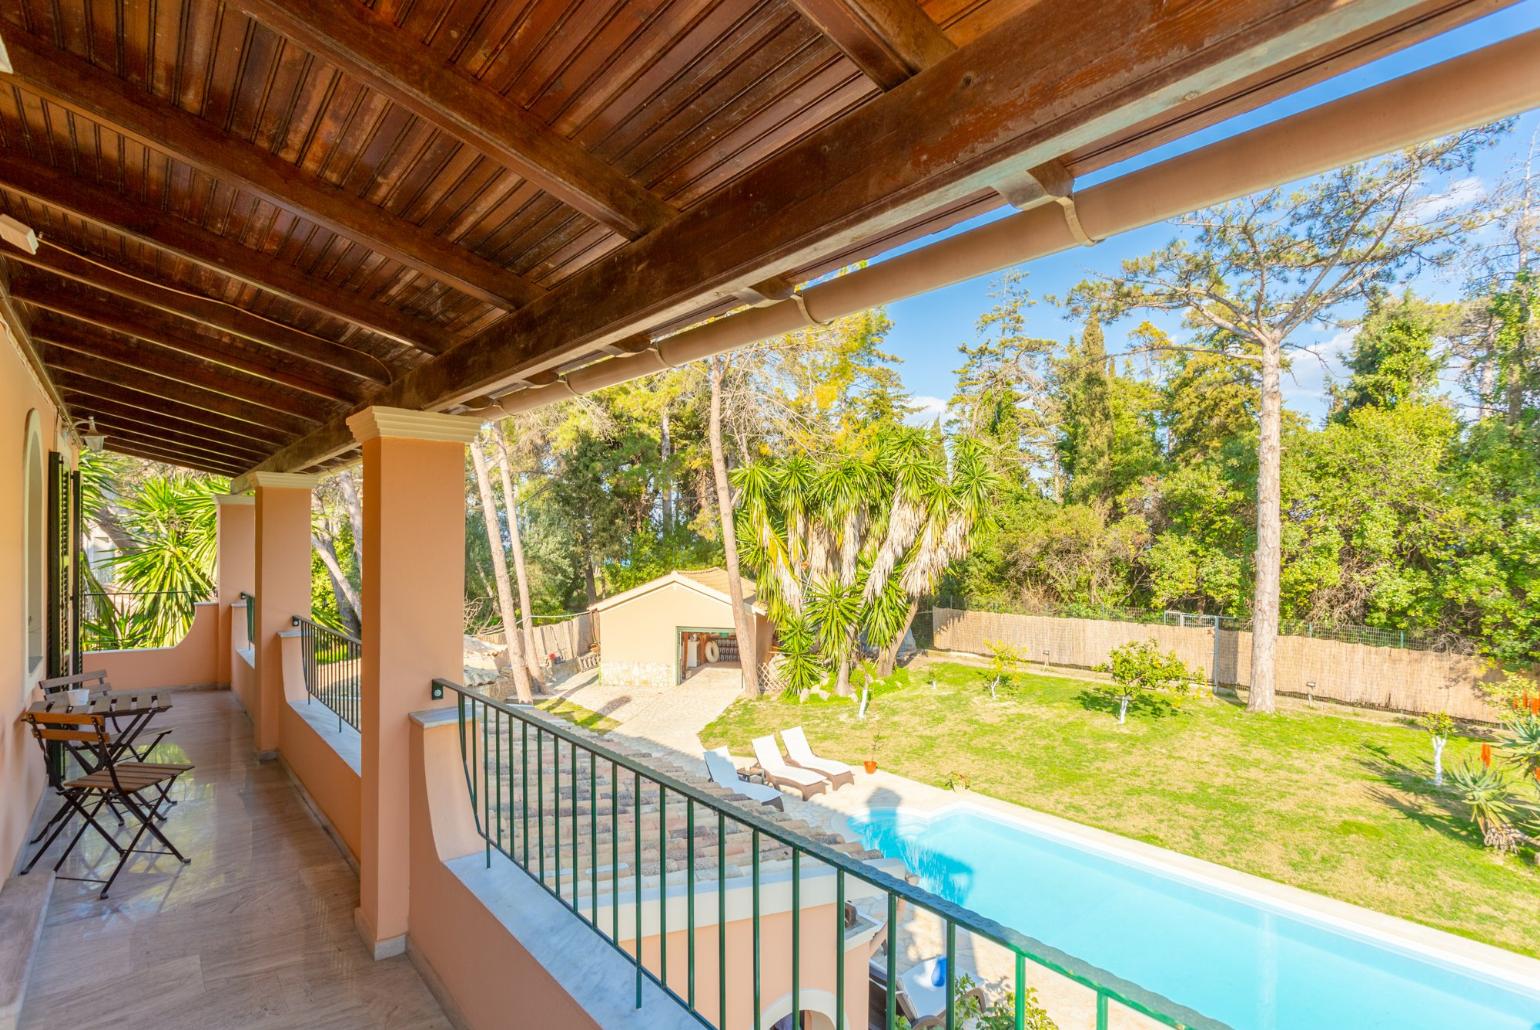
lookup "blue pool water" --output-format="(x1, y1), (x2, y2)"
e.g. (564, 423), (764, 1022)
(849, 808), (1540, 1029)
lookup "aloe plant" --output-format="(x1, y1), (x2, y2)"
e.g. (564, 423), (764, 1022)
(1446, 761), (1523, 851)
(1498, 714), (1540, 784)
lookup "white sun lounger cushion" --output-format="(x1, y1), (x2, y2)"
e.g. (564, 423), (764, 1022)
(704, 748), (782, 804)
(781, 726), (854, 780)
(751, 736), (824, 788)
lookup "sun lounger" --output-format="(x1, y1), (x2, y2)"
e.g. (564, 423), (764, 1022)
(750, 735), (828, 798)
(868, 955), (985, 1029)
(704, 748), (784, 810)
(780, 726), (854, 788)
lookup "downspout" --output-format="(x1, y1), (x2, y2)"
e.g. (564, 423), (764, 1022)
(469, 28), (1540, 419)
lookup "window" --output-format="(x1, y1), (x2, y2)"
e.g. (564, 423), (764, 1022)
(23, 410), (44, 677)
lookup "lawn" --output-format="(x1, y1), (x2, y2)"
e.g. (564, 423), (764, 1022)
(701, 660), (1540, 957)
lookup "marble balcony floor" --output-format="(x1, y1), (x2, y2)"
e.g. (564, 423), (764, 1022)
(19, 690), (451, 1030)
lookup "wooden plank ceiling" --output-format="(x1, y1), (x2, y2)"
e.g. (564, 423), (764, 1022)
(0, 0), (1510, 477)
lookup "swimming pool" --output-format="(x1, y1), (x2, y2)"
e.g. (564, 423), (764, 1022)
(849, 806), (1540, 1029)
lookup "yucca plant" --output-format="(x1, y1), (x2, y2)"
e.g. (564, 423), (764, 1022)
(734, 426), (998, 695)
(99, 474), (221, 648)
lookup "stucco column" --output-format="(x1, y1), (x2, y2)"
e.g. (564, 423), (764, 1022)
(214, 494), (255, 688)
(250, 471), (318, 758)
(347, 406), (480, 959)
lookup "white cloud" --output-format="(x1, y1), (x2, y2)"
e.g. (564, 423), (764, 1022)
(905, 395), (949, 427)
(1410, 175), (1485, 223)
(1320, 326), (1358, 358)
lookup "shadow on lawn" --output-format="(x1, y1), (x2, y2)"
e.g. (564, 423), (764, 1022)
(1074, 688), (1183, 719)
(1357, 744), (1484, 848)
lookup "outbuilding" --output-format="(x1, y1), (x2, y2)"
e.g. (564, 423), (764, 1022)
(592, 569), (773, 688)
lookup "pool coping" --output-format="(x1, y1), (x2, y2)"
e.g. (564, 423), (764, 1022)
(803, 768), (1540, 996)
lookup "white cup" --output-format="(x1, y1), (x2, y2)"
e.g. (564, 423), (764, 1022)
(66, 688), (90, 707)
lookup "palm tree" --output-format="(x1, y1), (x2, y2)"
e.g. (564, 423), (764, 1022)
(90, 472), (222, 649)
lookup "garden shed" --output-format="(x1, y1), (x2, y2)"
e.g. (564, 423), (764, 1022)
(593, 569), (772, 688)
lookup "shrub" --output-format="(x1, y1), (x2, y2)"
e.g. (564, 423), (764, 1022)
(1095, 640), (1200, 724)
(985, 640), (1028, 699)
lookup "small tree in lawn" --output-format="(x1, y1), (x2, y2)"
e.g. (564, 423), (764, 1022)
(1422, 712), (1456, 787)
(1097, 640), (1199, 724)
(986, 640), (1027, 699)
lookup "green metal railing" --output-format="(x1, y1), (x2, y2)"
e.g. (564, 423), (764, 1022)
(239, 591), (256, 649)
(436, 678), (1226, 1030)
(292, 616), (362, 732)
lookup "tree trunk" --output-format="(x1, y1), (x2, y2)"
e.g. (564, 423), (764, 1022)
(709, 357), (760, 698)
(1248, 332), (1283, 714)
(312, 530), (361, 635)
(876, 599), (919, 677)
(470, 437), (532, 703)
(494, 432), (544, 688)
(660, 405), (673, 534)
(1432, 736), (1446, 786)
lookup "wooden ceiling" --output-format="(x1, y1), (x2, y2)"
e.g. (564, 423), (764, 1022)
(0, 0), (1512, 477)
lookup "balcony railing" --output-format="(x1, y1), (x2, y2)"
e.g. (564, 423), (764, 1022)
(238, 591), (256, 649)
(80, 589), (203, 651)
(436, 679), (1225, 1030)
(292, 616), (362, 732)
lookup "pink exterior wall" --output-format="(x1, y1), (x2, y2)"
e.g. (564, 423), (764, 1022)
(254, 481), (314, 755)
(214, 495), (255, 688)
(230, 600), (258, 719)
(409, 716), (875, 1030)
(1, 329), (68, 875)
(278, 632), (361, 860)
(355, 430), (467, 952)
(82, 601), (221, 692)
(409, 715), (601, 1029)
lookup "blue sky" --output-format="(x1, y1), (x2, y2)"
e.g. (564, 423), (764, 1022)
(876, 2), (1540, 425)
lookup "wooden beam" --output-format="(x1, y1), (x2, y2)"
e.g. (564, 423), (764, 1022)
(44, 357), (314, 436)
(68, 410), (271, 464)
(228, 0), (675, 240)
(0, 30), (541, 309)
(8, 254), (383, 391)
(789, 0), (955, 88)
(0, 152), (450, 353)
(13, 282), (369, 402)
(82, 420), (259, 469)
(34, 321), (331, 421)
(53, 375), (295, 448)
(104, 439), (247, 477)
(58, 392), (283, 457)
(256, 0), (1436, 474)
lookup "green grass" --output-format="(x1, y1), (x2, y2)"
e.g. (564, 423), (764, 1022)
(536, 697), (621, 733)
(701, 661), (1540, 957)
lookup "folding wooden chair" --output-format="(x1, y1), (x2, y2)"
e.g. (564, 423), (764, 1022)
(20, 710), (193, 899)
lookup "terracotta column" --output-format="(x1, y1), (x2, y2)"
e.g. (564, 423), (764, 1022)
(250, 472), (318, 758)
(214, 494), (255, 688)
(347, 406), (480, 958)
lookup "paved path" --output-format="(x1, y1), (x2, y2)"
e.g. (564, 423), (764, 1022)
(551, 665), (744, 767)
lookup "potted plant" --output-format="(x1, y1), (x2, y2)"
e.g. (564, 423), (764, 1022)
(864, 733), (882, 774)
